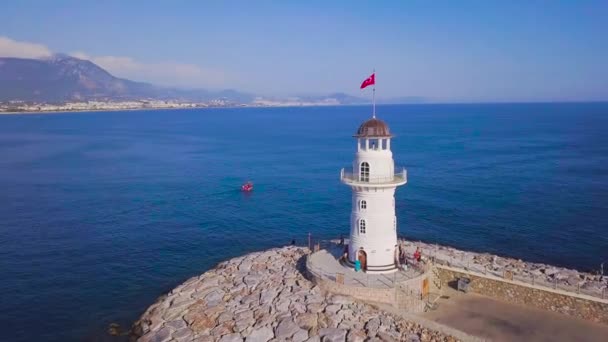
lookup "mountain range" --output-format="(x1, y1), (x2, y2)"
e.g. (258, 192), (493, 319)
(0, 55), (423, 105)
(0, 55), (258, 103)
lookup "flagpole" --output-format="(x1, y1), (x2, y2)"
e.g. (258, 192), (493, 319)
(372, 69), (376, 119)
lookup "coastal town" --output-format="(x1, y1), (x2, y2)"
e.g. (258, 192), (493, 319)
(0, 97), (345, 114)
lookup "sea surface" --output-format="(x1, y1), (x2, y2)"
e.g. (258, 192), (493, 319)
(0, 103), (607, 341)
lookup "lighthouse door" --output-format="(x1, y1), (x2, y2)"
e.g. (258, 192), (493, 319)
(358, 250), (367, 271)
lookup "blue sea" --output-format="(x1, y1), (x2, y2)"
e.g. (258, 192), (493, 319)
(1, 103), (607, 341)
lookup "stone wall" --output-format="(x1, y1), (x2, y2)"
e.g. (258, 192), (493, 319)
(435, 265), (608, 325)
(305, 259), (430, 313)
(400, 239), (607, 300)
(308, 271), (395, 304)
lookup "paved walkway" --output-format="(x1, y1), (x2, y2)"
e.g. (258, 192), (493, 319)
(307, 244), (425, 289)
(423, 288), (608, 342)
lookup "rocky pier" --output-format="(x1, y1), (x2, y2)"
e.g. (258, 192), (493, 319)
(401, 240), (607, 298)
(132, 246), (458, 342)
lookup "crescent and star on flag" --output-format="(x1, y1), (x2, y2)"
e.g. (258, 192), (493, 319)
(360, 71), (376, 118)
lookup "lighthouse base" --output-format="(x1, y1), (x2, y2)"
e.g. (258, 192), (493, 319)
(305, 240), (429, 310)
(342, 258), (398, 274)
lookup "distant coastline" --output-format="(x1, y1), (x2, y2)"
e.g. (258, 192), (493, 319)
(3, 100), (607, 116)
(0, 102), (351, 115)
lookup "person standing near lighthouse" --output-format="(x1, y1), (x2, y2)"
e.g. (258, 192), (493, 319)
(340, 72), (408, 274)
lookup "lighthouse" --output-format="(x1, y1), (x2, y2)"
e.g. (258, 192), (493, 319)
(340, 117), (407, 273)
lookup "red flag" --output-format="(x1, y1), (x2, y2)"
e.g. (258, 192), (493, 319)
(360, 73), (375, 89)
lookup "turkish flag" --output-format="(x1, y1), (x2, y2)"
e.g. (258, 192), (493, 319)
(360, 73), (375, 89)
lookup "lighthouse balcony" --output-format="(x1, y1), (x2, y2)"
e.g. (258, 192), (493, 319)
(340, 167), (407, 187)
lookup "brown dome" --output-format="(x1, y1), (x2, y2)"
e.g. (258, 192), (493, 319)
(354, 118), (392, 137)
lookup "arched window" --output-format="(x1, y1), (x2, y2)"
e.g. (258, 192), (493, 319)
(359, 200), (367, 210)
(360, 162), (370, 182)
(359, 219), (366, 234)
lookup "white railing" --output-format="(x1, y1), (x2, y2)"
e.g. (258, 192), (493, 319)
(340, 167), (407, 185)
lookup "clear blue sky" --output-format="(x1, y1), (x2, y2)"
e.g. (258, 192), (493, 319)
(1, 1), (607, 102)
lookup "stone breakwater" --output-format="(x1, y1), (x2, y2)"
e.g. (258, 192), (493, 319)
(132, 246), (458, 342)
(401, 240), (607, 298)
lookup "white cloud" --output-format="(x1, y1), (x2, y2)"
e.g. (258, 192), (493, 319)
(70, 52), (230, 88)
(0, 36), (231, 89)
(0, 36), (53, 58)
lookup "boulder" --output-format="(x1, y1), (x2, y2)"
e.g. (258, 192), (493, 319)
(319, 328), (347, 342)
(171, 328), (192, 341)
(246, 326), (274, 342)
(150, 327), (172, 342)
(293, 328), (309, 342)
(275, 318), (300, 339)
(219, 333), (243, 342)
(365, 317), (380, 335)
(296, 312), (318, 330)
(346, 329), (366, 342)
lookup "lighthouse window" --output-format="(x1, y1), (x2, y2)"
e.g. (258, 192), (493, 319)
(359, 200), (367, 210)
(359, 219), (366, 234)
(371, 139), (378, 150)
(360, 162), (370, 182)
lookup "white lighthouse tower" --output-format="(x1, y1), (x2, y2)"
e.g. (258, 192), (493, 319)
(340, 117), (407, 273)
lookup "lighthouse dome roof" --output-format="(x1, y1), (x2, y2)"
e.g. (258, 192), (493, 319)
(355, 118), (392, 137)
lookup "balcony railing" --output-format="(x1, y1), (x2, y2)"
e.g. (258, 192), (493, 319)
(340, 167), (407, 186)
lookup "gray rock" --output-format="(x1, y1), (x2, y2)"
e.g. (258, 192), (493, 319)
(246, 326), (274, 342)
(147, 315), (165, 332)
(241, 293), (260, 306)
(377, 331), (398, 342)
(325, 304), (341, 315)
(205, 289), (225, 306)
(239, 260), (253, 272)
(165, 319), (187, 331)
(150, 327), (172, 342)
(337, 309), (353, 321)
(305, 337), (321, 342)
(319, 328), (347, 342)
(276, 300), (290, 313)
(235, 317), (256, 333)
(293, 328), (309, 342)
(296, 312), (318, 330)
(545, 268), (559, 276)
(172, 327), (193, 341)
(170, 295), (196, 309)
(567, 276), (582, 286)
(365, 317), (380, 335)
(307, 303), (325, 314)
(162, 304), (187, 321)
(211, 323), (234, 337)
(244, 274), (263, 287)
(275, 318), (300, 339)
(218, 312), (234, 324)
(260, 289), (278, 304)
(403, 334), (421, 342)
(219, 333), (243, 342)
(291, 301), (307, 314)
(346, 329), (366, 342)
(235, 310), (254, 322)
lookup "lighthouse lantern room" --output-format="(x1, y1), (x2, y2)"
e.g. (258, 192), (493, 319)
(340, 117), (407, 273)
